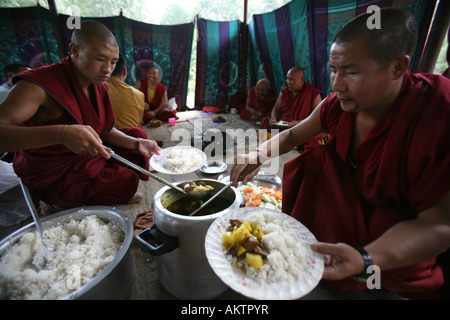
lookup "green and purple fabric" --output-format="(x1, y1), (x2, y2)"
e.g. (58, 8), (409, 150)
(195, 18), (242, 107)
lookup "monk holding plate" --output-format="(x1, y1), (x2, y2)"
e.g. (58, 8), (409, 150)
(231, 8), (450, 299)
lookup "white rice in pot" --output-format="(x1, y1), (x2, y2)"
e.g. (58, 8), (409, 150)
(0, 215), (123, 300)
(225, 210), (309, 283)
(163, 148), (202, 173)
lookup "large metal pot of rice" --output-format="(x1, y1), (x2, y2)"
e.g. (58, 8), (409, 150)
(0, 206), (134, 300)
(135, 179), (244, 300)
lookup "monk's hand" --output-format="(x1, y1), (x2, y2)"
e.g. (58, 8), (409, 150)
(288, 120), (300, 128)
(147, 111), (156, 119)
(230, 151), (261, 187)
(310, 242), (366, 281)
(138, 139), (161, 158)
(61, 124), (110, 159)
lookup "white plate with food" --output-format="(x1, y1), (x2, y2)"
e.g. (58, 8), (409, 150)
(150, 146), (207, 174)
(205, 207), (323, 300)
(199, 161), (227, 174)
(272, 120), (290, 128)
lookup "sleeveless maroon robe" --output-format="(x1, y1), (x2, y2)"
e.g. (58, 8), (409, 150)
(139, 79), (177, 123)
(261, 82), (322, 152)
(283, 72), (450, 296)
(12, 56), (149, 208)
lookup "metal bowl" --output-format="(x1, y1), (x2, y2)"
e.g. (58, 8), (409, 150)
(218, 173), (282, 190)
(0, 206), (135, 300)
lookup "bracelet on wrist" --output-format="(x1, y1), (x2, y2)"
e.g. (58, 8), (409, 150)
(60, 124), (67, 144)
(351, 247), (374, 282)
(134, 138), (143, 151)
(251, 149), (268, 164)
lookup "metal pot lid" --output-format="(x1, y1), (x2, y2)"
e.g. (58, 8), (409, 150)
(217, 172), (282, 187)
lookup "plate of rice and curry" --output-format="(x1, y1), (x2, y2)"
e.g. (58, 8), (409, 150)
(204, 207), (324, 300)
(150, 146), (207, 174)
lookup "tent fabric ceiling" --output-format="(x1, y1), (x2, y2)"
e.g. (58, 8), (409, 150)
(0, 0), (439, 108)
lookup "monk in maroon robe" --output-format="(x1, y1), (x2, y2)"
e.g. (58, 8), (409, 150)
(260, 67), (323, 152)
(240, 79), (277, 122)
(0, 21), (160, 213)
(136, 66), (177, 123)
(231, 8), (450, 299)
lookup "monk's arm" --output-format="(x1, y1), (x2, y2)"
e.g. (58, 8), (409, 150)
(230, 101), (324, 185)
(270, 93), (283, 122)
(153, 91), (168, 115)
(101, 127), (160, 158)
(257, 100), (324, 158)
(101, 127), (140, 150)
(245, 93), (255, 114)
(0, 80), (108, 158)
(366, 192), (450, 271)
(311, 93), (323, 111)
(0, 81), (68, 152)
(312, 192), (450, 280)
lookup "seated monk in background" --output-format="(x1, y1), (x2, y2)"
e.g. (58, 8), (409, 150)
(240, 78), (277, 122)
(135, 66), (177, 123)
(231, 8), (450, 299)
(260, 66), (323, 152)
(0, 20), (161, 215)
(107, 53), (145, 129)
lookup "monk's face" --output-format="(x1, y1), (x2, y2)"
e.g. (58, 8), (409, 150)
(329, 38), (399, 115)
(147, 67), (161, 84)
(285, 70), (304, 92)
(255, 82), (269, 99)
(71, 37), (119, 87)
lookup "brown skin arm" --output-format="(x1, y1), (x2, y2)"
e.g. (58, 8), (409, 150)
(151, 90), (168, 116)
(230, 101), (324, 186)
(245, 92), (256, 115)
(312, 192), (450, 280)
(0, 80), (107, 158)
(270, 92), (283, 123)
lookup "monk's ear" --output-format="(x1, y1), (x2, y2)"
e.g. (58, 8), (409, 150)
(390, 55), (410, 80)
(69, 43), (80, 58)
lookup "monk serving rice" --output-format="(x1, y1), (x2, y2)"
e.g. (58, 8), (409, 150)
(0, 21), (161, 214)
(231, 8), (449, 299)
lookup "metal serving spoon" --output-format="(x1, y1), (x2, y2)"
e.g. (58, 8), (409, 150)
(183, 181), (214, 200)
(104, 147), (188, 196)
(189, 163), (260, 216)
(19, 178), (54, 270)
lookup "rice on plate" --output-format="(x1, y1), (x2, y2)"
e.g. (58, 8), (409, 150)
(0, 215), (123, 300)
(163, 148), (202, 173)
(205, 207), (324, 300)
(150, 146), (206, 174)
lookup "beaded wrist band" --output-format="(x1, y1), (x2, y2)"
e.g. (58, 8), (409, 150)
(134, 138), (143, 151)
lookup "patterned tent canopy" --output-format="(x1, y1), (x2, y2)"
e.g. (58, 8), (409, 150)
(0, 0), (438, 108)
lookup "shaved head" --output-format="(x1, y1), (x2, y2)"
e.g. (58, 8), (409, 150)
(333, 8), (417, 68)
(256, 78), (270, 89)
(287, 66), (305, 78)
(71, 20), (118, 48)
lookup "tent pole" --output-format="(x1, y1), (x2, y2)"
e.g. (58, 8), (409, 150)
(241, 0), (248, 93)
(47, 0), (67, 59)
(418, 0), (450, 73)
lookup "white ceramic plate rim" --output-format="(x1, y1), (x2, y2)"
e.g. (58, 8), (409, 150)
(205, 207), (324, 300)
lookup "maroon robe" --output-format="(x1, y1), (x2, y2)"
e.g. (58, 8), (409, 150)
(139, 79), (177, 123)
(261, 82), (322, 152)
(12, 56), (149, 208)
(240, 86), (277, 121)
(282, 72), (450, 296)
